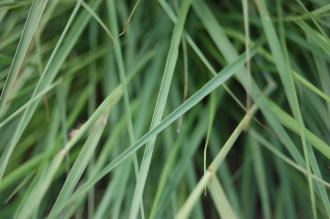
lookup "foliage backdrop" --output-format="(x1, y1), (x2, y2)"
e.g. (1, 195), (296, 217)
(0, 0), (329, 218)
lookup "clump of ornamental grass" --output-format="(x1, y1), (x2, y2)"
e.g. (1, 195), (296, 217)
(0, 0), (329, 218)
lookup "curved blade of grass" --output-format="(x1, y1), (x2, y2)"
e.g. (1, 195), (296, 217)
(203, 91), (216, 193)
(209, 129), (242, 217)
